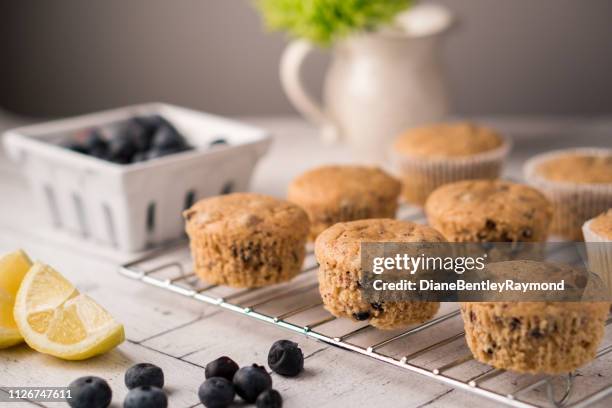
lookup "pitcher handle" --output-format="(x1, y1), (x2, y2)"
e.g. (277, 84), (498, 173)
(280, 40), (340, 143)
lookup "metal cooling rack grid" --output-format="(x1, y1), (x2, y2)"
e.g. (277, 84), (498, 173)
(119, 208), (612, 408)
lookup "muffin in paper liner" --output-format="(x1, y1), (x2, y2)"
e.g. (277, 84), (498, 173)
(460, 301), (609, 374)
(524, 148), (612, 240)
(583, 214), (612, 297)
(391, 134), (511, 206)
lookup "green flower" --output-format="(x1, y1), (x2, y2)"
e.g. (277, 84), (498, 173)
(256, 0), (413, 47)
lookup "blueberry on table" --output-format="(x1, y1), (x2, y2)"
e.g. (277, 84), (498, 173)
(205, 356), (239, 381)
(233, 364), (272, 403)
(268, 340), (304, 377)
(67, 376), (112, 408)
(256, 389), (283, 408)
(198, 377), (235, 408)
(123, 386), (167, 408)
(151, 123), (187, 150)
(125, 363), (165, 389)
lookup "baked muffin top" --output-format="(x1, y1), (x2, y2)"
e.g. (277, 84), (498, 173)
(184, 193), (309, 238)
(425, 180), (553, 241)
(288, 165), (401, 205)
(534, 152), (612, 184)
(590, 209), (612, 239)
(393, 122), (504, 158)
(315, 218), (446, 262)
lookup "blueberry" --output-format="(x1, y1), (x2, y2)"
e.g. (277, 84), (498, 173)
(131, 151), (148, 163)
(198, 377), (235, 408)
(125, 363), (164, 390)
(107, 135), (138, 164)
(233, 364), (272, 403)
(268, 340), (304, 377)
(134, 114), (166, 132)
(85, 130), (110, 160)
(205, 356), (239, 381)
(124, 119), (154, 153)
(208, 138), (228, 147)
(67, 376), (112, 408)
(256, 389), (283, 408)
(63, 140), (89, 155)
(151, 123), (186, 150)
(123, 386), (167, 408)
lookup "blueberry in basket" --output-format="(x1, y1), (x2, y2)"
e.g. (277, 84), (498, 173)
(60, 114), (195, 164)
(67, 376), (112, 408)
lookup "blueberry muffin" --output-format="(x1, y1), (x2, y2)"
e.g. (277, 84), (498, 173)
(461, 300), (610, 374)
(392, 122), (511, 206)
(288, 165), (401, 240)
(425, 180), (553, 242)
(314, 219), (445, 330)
(184, 193), (310, 288)
(525, 148), (612, 240)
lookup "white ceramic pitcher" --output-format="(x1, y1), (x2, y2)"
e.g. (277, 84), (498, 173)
(280, 4), (453, 163)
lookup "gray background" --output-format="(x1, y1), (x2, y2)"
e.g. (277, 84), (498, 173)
(1, 0), (611, 117)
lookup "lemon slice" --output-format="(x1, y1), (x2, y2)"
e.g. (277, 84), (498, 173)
(14, 262), (124, 360)
(0, 250), (32, 349)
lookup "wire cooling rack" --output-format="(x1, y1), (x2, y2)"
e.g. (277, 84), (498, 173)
(120, 207), (612, 408)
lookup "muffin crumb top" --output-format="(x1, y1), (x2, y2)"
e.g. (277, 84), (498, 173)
(315, 218), (446, 262)
(425, 180), (553, 241)
(288, 165), (400, 204)
(184, 193), (309, 237)
(535, 153), (612, 184)
(394, 122), (504, 158)
(590, 209), (612, 239)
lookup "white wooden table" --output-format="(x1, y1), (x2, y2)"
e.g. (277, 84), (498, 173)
(0, 112), (610, 408)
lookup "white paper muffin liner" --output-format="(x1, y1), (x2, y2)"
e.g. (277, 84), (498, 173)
(582, 219), (612, 295)
(390, 137), (512, 206)
(524, 148), (612, 240)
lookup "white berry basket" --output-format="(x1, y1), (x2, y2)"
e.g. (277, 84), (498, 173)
(3, 103), (272, 252)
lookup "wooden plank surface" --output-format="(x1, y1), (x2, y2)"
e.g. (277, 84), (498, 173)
(0, 113), (611, 407)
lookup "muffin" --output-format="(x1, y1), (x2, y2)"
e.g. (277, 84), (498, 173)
(392, 122), (511, 206)
(314, 219), (445, 330)
(583, 209), (612, 296)
(288, 165), (401, 240)
(184, 193), (309, 288)
(524, 148), (612, 240)
(425, 180), (553, 242)
(461, 300), (610, 374)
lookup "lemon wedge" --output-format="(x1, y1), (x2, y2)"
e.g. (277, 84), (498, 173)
(0, 250), (32, 349)
(13, 262), (124, 360)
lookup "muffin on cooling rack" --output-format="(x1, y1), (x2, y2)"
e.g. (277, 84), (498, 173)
(392, 122), (511, 206)
(425, 179), (553, 243)
(184, 193), (309, 288)
(314, 219), (445, 330)
(288, 165), (401, 240)
(461, 300), (610, 374)
(524, 148), (612, 240)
